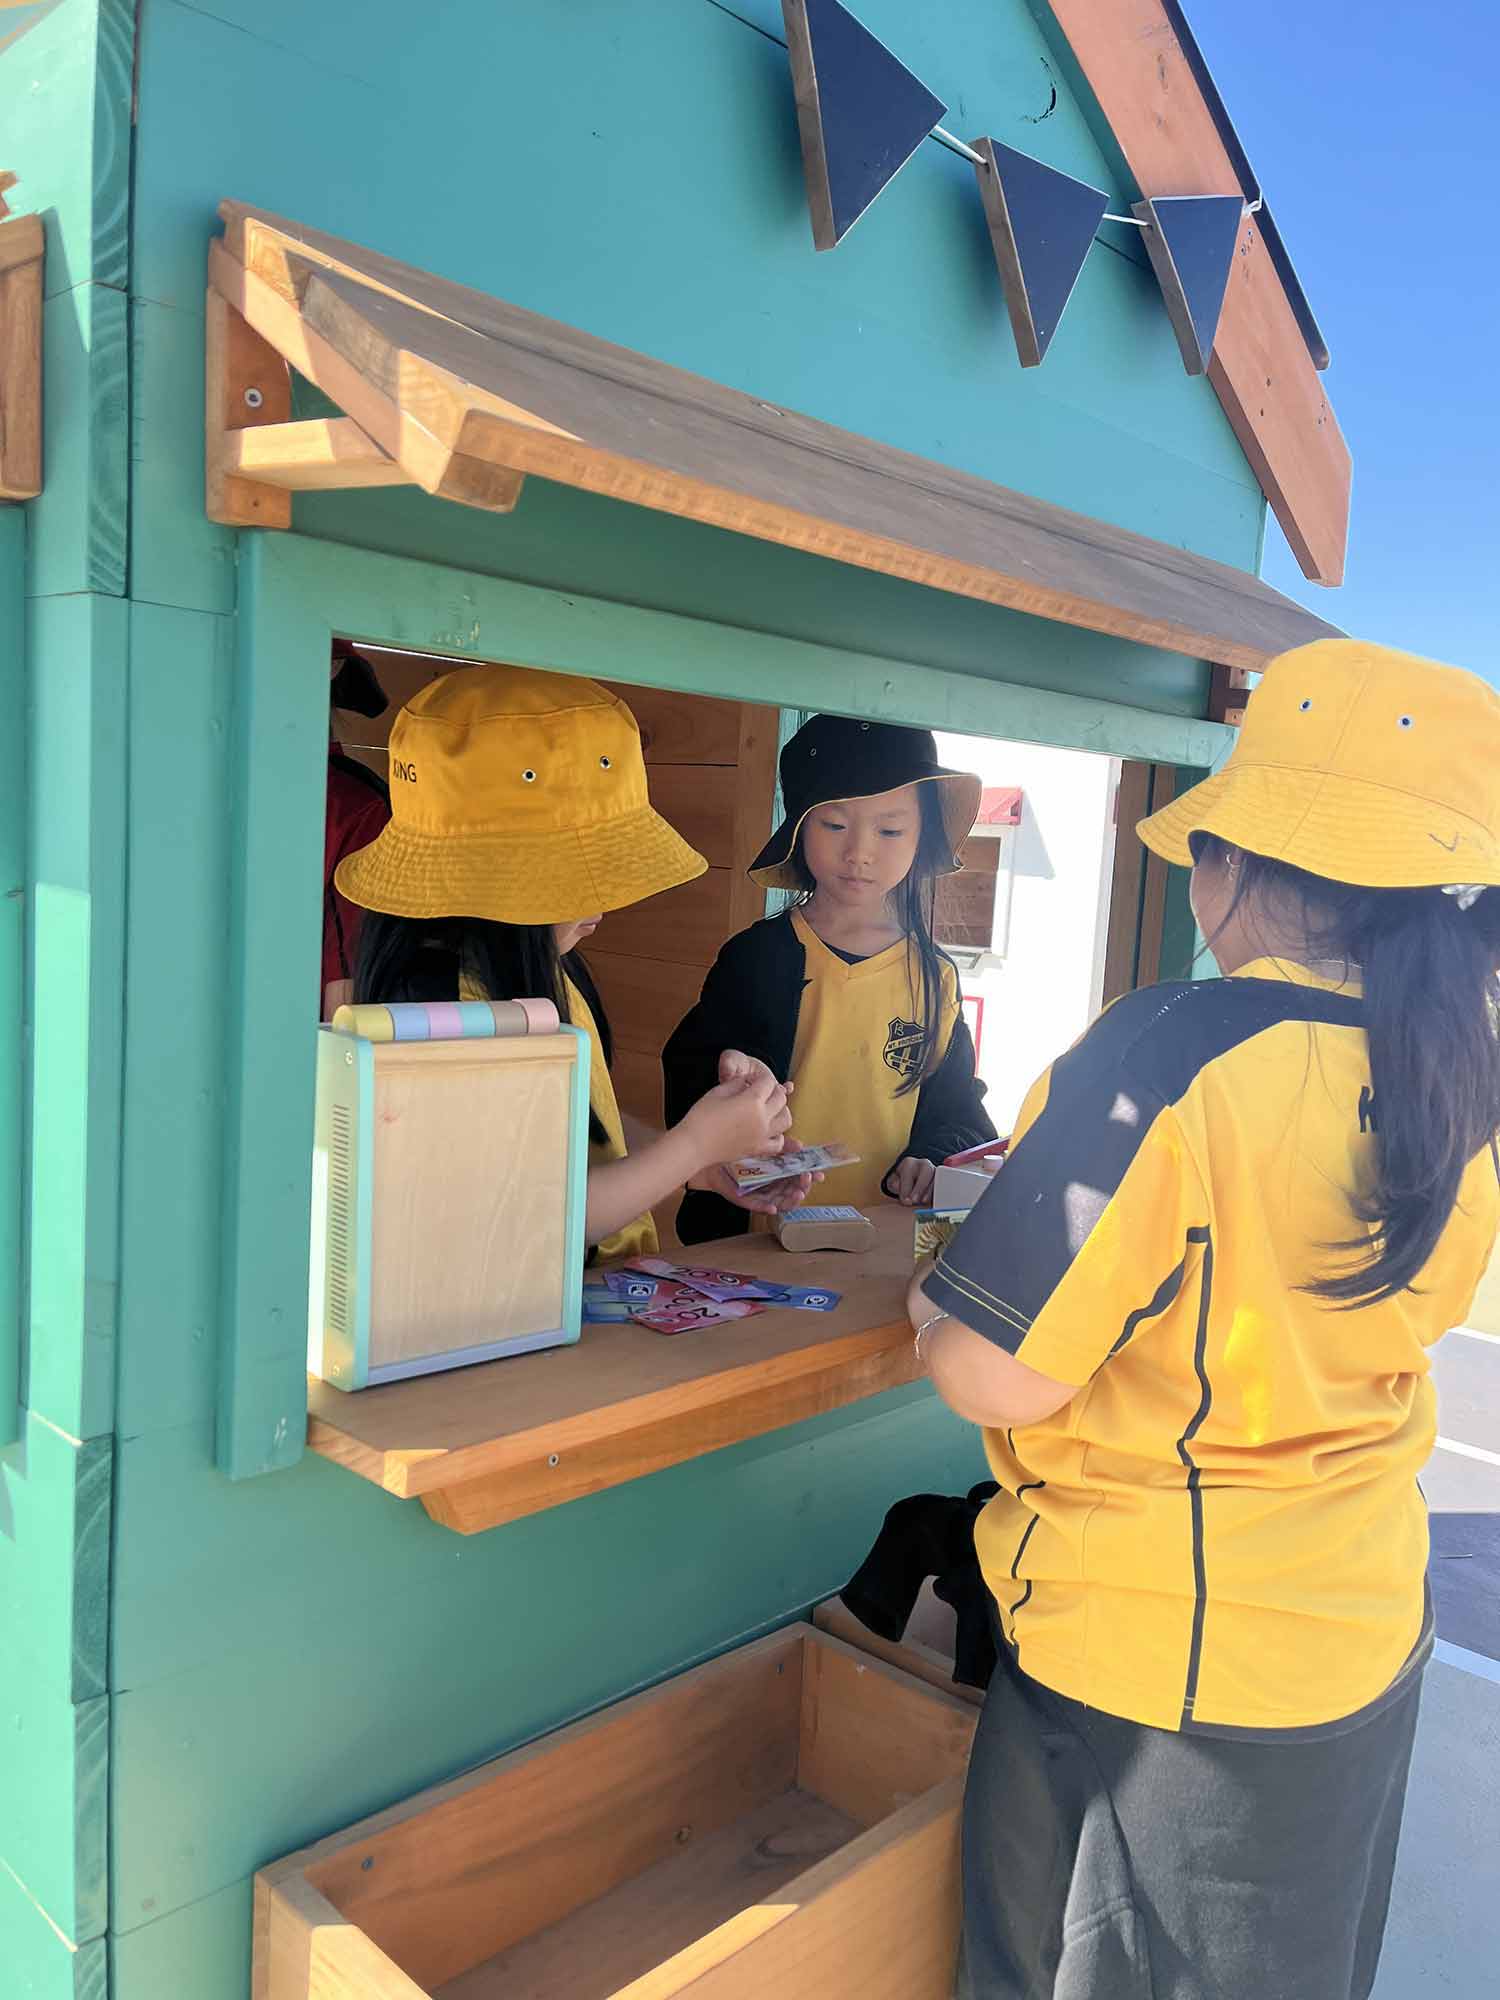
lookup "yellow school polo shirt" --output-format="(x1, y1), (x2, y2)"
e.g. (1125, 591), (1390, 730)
(925, 960), (1499, 1736)
(460, 969), (656, 1263)
(567, 979), (658, 1264)
(786, 908), (960, 1209)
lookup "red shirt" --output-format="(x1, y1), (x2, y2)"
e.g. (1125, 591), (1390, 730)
(323, 751), (390, 1001)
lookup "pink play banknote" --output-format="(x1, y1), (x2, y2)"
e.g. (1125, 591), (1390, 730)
(632, 1292), (767, 1336)
(627, 1257), (786, 1303)
(728, 1141), (859, 1192)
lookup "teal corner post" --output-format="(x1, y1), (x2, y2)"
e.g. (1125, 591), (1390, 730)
(218, 531), (1231, 1480)
(216, 534), (331, 1478)
(0, 511), (24, 1448)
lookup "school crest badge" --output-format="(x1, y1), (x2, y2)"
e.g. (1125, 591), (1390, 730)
(883, 1015), (925, 1078)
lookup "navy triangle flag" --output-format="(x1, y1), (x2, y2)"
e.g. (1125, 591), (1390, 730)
(973, 139), (1108, 367)
(1134, 194), (1245, 375)
(783, 0), (947, 250)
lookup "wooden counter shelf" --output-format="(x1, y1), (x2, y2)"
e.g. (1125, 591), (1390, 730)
(306, 1205), (921, 1534)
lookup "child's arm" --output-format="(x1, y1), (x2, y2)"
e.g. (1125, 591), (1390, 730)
(663, 922), (807, 1242)
(882, 1011), (997, 1206)
(662, 931), (792, 1120)
(585, 1071), (791, 1248)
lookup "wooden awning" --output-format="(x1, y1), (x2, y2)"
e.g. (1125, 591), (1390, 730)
(206, 202), (1341, 675)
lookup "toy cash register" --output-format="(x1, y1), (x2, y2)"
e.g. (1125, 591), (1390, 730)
(308, 999), (590, 1390)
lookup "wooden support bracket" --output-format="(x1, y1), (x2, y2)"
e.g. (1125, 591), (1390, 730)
(206, 238), (525, 526)
(206, 288), (413, 525)
(206, 287), (294, 528)
(1208, 663), (1255, 728)
(223, 415), (414, 493)
(0, 208), (44, 501)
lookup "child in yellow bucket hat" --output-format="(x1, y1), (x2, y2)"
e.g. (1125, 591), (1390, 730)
(336, 664), (794, 1261)
(908, 638), (1500, 2000)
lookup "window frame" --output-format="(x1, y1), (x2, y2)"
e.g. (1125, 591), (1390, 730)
(220, 532), (1229, 1479)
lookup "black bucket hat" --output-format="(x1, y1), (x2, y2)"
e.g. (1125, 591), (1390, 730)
(750, 715), (983, 890)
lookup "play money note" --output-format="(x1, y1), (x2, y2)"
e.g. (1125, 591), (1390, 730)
(633, 1295), (767, 1336)
(729, 1142), (860, 1192)
(581, 1279), (633, 1324)
(627, 1257), (786, 1303)
(603, 1269), (664, 1302)
(630, 1259), (842, 1313)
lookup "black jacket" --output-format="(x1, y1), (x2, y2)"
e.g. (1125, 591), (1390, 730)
(840, 1485), (1002, 1692)
(663, 913), (995, 1244)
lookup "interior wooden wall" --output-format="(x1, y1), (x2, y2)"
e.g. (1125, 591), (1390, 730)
(1101, 761), (1178, 1001)
(590, 684), (779, 1126)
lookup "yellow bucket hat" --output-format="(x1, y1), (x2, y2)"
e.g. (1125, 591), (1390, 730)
(1139, 638), (1500, 890)
(335, 665), (707, 925)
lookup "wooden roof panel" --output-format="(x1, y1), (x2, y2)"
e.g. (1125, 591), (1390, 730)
(210, 202), (1341, 674)
(1040, 0), (1351, 586)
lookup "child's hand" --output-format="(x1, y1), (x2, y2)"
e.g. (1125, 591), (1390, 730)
(717, 1049), (788, 1094)
(681, 1071), (791, 1177)
(688, 1161), (819, 1214)
(689, 1054), (810, 1209)
(888, 1156), (937, 1206)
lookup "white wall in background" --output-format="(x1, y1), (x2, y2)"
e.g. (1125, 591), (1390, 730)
(935, 732), (1117, 1134)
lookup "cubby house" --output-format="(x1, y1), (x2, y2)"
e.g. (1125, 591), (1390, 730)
(1, 2), (1349, 1995)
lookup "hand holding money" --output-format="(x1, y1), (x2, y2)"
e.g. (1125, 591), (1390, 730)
(729, 1141), (860, 1192)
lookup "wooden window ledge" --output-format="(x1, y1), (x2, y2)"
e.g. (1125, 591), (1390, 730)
(307, 1206), (922, 1533)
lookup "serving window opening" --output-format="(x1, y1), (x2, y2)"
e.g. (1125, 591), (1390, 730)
(323, 644), (1180, 1180)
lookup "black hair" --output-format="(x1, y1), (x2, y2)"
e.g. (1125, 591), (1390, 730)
(353, 911), (614, 1145)
(1193, 833), (1500, 1305)
(787, 781), (955, 1097)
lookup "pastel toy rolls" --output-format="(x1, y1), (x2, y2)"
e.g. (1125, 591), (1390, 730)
(330, 998), (561, 1043)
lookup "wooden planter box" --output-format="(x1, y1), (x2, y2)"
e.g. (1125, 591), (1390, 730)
(812, 1592), (984, 1709)
(254, 1625), (975, 2000)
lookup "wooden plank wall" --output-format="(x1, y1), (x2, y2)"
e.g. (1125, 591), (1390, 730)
(1101, 761), (1178, 1002)
(591, 685), (779, 1126)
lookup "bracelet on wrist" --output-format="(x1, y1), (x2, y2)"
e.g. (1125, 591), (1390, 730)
(913, 1311), (949, 1362)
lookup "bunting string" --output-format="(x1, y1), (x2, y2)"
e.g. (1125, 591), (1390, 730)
(782, 0), (1261, 375)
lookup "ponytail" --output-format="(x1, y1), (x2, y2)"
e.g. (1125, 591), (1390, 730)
(1199, 836), (1500, 1304)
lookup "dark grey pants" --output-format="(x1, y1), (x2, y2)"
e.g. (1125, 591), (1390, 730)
(958, 1648), (1422, 2000)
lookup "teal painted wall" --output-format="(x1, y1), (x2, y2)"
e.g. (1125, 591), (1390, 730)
(1, 508), (22, 1451)
(1, 3), (131, 1994)
(4, 3), (1245, 1993)
(128, 0), (1265, 627)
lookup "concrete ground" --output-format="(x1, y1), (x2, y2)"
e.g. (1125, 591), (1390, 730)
(1372, 1325), (1500, 1998)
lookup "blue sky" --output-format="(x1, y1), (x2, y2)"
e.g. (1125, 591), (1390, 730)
(1187, 0), (1499, 676)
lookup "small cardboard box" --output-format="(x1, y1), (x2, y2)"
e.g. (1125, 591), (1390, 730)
(932, 1162), (997, 1210)
(775, 1203), (878, 1253)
